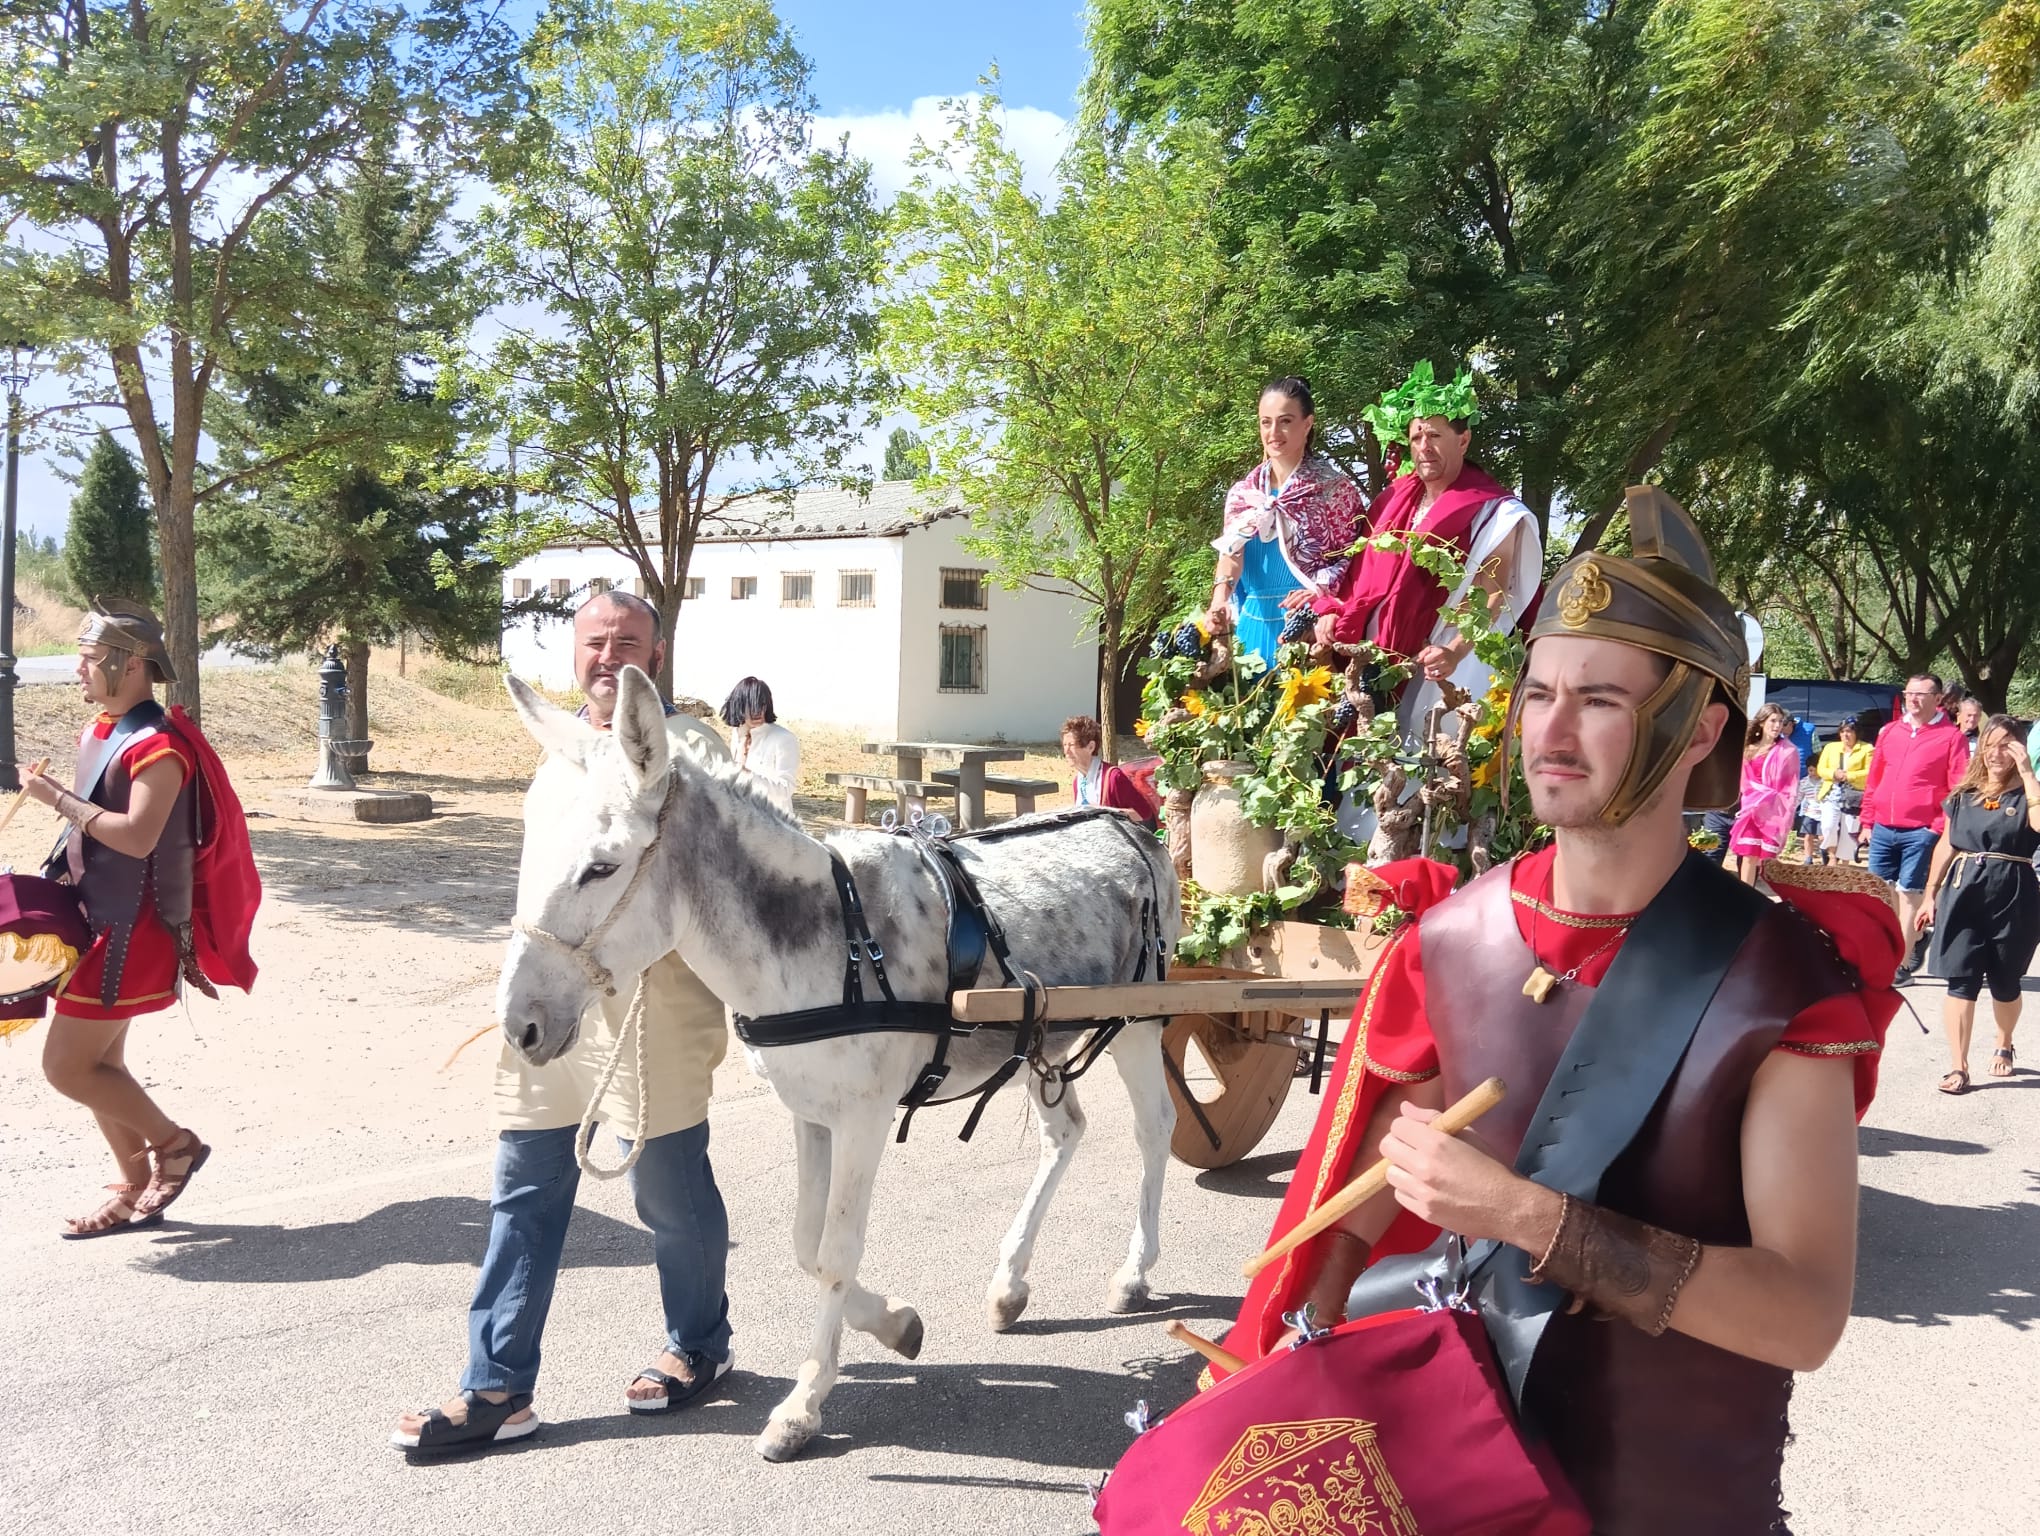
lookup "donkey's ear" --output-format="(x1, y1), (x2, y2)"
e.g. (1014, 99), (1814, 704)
(613, 666), (671, 790)
(507, 674), (598, 764)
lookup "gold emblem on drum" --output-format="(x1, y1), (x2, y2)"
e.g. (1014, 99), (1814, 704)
(1181, 1417), (1420, 1536)
(1556, 561), (1613, 630)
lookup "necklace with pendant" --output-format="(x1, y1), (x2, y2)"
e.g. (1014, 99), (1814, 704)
(1522, 897), (1635, 1003)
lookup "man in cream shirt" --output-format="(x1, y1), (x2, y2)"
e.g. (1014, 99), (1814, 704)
(393, 591), (735, 1457)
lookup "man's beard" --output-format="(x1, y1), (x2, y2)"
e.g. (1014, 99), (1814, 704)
(1525, 752), (1606, 830)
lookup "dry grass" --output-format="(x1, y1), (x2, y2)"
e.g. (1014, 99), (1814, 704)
(14, 579), (87, 658)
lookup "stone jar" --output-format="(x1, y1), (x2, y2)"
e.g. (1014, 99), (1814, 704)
(1190, 759), (1283, 897)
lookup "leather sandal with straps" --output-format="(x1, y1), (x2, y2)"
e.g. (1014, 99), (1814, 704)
(390, 1390), (539, 1458)
(60, 1183), (162, 1240)
(132, 1128), (210, 1221)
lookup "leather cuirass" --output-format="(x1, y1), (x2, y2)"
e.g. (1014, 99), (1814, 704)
(74, 722), (197, 1007)
(1421, 860), (1856, 1535)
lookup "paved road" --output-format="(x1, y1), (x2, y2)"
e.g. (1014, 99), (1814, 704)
(13, 647), (263, 684)
(0, 808), (2033, 1534)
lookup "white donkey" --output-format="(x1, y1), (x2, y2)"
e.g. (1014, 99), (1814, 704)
(497, 668), (1179, 1462)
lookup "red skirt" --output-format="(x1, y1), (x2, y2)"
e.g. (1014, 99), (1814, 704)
(53, 912), (182, 1021)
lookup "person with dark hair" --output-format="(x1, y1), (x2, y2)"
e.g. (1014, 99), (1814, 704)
(1918, 714), (2039, 1093)
(1863, 672), (1970, 980)
(1312, 362), (1542, 732)
(1815, 716), (1873, 864)
(720, 676), (799, 814)
(1207, 376), (1366, 668)
(1729, 703), (1801, 883)
(1061, 715), (1158, 829)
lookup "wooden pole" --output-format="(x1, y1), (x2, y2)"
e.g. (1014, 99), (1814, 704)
(1164, 1319), (1246, 1376)
(0, 756), (49, 837)
(1241, 1076), (1506, 1280)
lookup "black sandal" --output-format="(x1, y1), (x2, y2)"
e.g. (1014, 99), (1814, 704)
(390, 1390), (538, 1457)
(626, 1348), (733, 1415)
(1938, 1069), (1970, 1095)
(1991, 1047), (2015, 1078)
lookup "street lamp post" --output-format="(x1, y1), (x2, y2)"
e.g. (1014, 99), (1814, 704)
(0, 341), (35, 794)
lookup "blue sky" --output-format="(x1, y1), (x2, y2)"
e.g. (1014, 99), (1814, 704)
(11, 4), (1091, 542)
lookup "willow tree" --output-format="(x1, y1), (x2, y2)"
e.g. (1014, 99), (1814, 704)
(883, 98), (1256, 744)
(479, 0), (884, 692)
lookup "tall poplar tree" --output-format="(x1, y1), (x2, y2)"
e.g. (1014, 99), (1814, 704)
(66, 432), (155, 603)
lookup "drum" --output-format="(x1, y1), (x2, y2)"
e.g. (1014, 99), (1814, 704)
(0, 873), (90, 1034)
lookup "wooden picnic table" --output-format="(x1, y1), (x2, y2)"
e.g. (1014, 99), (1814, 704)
(861, 740), (1027, 830)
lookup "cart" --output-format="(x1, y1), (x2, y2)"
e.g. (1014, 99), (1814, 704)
(950, 919), (1384, 1169)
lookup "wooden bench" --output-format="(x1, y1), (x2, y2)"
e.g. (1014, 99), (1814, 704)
(930, 769), (1060, 816)
(823, 771), (958, 825)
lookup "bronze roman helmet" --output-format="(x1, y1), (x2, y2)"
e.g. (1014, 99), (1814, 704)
(1507, 486), (1751, 824)
(77, 596), (178, 685)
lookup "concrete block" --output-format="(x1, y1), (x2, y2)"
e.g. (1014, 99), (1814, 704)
(278, 788), (434, 824)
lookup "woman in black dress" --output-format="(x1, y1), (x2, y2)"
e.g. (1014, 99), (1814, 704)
(1918, 714), (2040, 1093)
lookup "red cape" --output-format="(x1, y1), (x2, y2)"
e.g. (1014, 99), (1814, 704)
(1316, 464), (1512, 657)
(166, 706), (260, 993)
(1221, 858), (1901, 1373)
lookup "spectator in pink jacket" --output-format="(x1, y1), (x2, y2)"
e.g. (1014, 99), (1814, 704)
(1863, 673), (1971, 981)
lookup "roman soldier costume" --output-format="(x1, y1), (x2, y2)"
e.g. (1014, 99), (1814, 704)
(1213, 490), (1904, 1533)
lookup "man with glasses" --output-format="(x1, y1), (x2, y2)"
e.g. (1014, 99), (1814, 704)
(1863, 674), (1969, 980)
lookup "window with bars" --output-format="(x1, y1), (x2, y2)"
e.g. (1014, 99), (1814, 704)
(781, 571), (814, 607)
(731, 576), (757, 600)
(588, 576), (612, 596)
(940, 567), (988, 610)
(838, 570), (875, 607)
(511, 578), (531, 600)
(938, 624), (987, 693)
(549, 577), (572, 599)
(684, 576), (706, 601)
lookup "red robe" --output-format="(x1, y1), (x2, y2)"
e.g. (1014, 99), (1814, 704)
(1223, 847), (1901, 1369)
(1313, 463), (1515, 657)
(167, 706), (261, 993)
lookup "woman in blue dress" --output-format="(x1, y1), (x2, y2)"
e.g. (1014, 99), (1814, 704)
(1206, 377), (1367, 668)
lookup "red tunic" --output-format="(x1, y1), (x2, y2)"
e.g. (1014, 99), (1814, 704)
(54, 717), (196, 1022)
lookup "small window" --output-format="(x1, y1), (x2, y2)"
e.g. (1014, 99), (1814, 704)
(549, 577), (572, 599)
(731, 576), (757, 601)
(511, 578), (531, 600)
(939, 624), (987, 693)
(587, 576), (611, 596)
(632, 578), (648, 598)
(838, 570), (875, 607)
(683, 576), (705, 601)
(781, 571), (814, 607)
(940, 567), (988, 610)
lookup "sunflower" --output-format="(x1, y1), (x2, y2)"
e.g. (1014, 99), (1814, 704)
(1182, 690), (1207, 716)
(1472, 751), (1501, 792)
(1133, 717), (1152, 739)
(1274, 665), (1336, 722)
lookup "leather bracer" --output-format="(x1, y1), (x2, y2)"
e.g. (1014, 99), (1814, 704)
(1527, 1192), (1703, 1336)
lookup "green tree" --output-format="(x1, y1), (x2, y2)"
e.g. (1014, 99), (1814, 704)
(0, 0), (520, 716)
(478, 0), (884, 693)
(200, 134), (511, 766)
(882, 427), (929, 482)
(883, 96), (1256, 744)
(66, 432), (155, 604)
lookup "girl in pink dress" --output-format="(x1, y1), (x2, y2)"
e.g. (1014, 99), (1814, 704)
(1731, 703), (1801, 882)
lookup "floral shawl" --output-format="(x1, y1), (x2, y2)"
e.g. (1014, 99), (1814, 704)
(1221, 451), (1367, 593)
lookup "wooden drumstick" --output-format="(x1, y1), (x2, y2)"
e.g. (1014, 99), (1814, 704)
(1242, 1076), (1507, 1280)
(0, 759), (51, 838)
(1164, 1319), (1246, 1376)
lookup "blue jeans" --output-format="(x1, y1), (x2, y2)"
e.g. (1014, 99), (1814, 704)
(1867, 823), (1938, 894)
(462, 1121), (731, 1395)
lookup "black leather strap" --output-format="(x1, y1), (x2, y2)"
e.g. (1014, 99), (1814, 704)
(43, 700), (164, 880)
(1347, 853), (1769, 1400)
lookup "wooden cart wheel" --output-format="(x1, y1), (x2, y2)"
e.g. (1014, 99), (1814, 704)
(1162, 966), (1300, 1169)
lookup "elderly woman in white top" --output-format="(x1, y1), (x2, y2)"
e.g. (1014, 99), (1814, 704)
(720, 677), (800, 814)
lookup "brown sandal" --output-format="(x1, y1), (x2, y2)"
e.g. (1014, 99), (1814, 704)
(1938, 1069), (1970, 1095)
(131, 1128), (211, 1220)
(60, 1183), (162, 1240)
(1991, 1047), (2015, 1078)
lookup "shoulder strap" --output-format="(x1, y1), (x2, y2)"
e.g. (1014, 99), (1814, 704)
(44, 700), (167, 876)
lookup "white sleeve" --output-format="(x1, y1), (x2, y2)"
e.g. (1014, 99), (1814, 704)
(1454, 497), (1541, 634)
(750, 725), (800, 794)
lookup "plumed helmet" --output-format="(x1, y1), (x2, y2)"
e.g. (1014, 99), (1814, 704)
(78, 596), (176, 683)
(1509, 486), (1751, 824)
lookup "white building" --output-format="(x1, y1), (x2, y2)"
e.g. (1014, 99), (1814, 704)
(500, 484), (1101, 741)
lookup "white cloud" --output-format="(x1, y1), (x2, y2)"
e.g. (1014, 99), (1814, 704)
(814, 93), (1071, 205)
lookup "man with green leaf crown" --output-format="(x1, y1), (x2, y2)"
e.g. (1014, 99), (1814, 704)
(1312, 362), (1542, 738)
